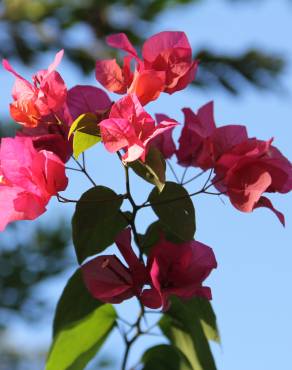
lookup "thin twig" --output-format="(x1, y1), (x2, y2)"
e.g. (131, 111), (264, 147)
(166, 160), (179, 183)
(71, 156), (96, 187)
(56, 193), (126, 204)
(65, 166), (82, 172)
(121, 303), (145, 370)
(82, 152), (86, 168)
(136, 171), (222, 209)
(116, 152), (143, 258)
(182, 169), (206, 185)
(202, 168), (213, 189)
(124, 165), (143, 258)
(117, 316), (133, 327)
(180, 166), (189, 184)
(56, 194), (78, 203)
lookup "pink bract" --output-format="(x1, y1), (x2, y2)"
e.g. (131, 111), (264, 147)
(0, 137), (68, 231)
(141, 237), (217, 310)
(81, 228), (148, 304)
(99, 94), (177, 162)
(67, 85), (112, 121)
(3, 50), (67, 127)
(177, 101), (248, 169)
(95, 31), (198, 105)
(214, 138), (292, 225)
(150, 113), (177, 159)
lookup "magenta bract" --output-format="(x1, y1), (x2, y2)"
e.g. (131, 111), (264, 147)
(99, 94), (177, 162)
(95, 31), (198, 105)
(0, 137), (68, 230)
(214, 138), (292, 224)
(141, 236), (217, 310)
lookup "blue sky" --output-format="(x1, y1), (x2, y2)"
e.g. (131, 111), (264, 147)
(1, 0), (292, 369)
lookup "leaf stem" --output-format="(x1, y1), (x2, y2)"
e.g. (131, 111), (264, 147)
(182, 169), (206, 185)
(180, 166), (189, 184)
(71, 155), (96, 187)
(166, 160), (180, 183)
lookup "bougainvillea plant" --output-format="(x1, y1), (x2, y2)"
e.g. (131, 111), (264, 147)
(1, 31), (291, 370)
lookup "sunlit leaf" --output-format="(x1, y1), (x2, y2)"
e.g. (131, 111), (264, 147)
(68, 113), (100, 159)
(189, 298), (220, 343)
(46, 270), (116, 370)
(73, 131), (101, 159)
(159, 297), (217, 370)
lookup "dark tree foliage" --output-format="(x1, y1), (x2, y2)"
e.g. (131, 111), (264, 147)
(0, 222), (72, 319)
(0, 222), (73, 370)
(0, 0), (285, 95)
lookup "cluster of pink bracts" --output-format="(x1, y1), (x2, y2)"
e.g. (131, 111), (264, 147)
(82, 228), (217, 310)
(1, 31), (291, 309)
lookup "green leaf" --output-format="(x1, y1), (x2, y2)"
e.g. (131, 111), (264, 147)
(46, 270), (117, 370)
(68, 113), (101, 159)
(148, 182), (196, 241)
(141, 344), (192, 370)
(188, 298), (220, 343)
(73, 131), (101, 159)
(141, 220), (185, 255)
(69, 113), (99, 137)
(141, 221), (161, 255)
(72, 186), (128, 264)
(130, 147), (166, 192)
(159, 297), (217, 370)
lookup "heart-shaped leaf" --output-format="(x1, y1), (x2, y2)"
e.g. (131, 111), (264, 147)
(72, 186), (128, 264)
(148, 182), (196, 241)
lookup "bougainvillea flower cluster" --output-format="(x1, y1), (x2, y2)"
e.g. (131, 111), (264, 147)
(82, 228), (148, 303)
(3, 50), (67, 127)
(213, 138), (292, 225)
(95, 31), (198, 105)
(82, 228), (217, 310)
(140, 236), (217, 310)
(177, 101), (248, 169)
(175, 100), (292, 222)
(99, 93), (177, 162)
(1, 30), (291, 317)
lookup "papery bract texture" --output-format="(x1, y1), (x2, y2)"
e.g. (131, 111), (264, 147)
(0, 137), (68, 231)
(150, 114), (177, 159)
(95, 31), (198, 105)
(142, 31), (198, 94)
(99, 94), (177, 162)
(3, 50), (67, 127)
(82, 228), (148, 303)
(141, 237), (217, 310)
(214, 138), (292, 224)
(177, 101), (248, 169)
(67, 85), (112, 121)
